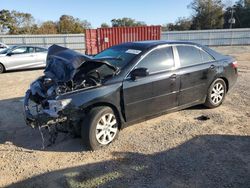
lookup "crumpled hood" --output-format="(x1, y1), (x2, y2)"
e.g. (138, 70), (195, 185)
(44, 45), (91, 82)
(44, 45), (118, 83)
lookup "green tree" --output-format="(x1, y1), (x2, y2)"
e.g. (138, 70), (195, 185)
(37, 21), (58, 34)
(175, 17), (192, 30)
(0, 10), (35, 34)
(244, 0), (250, 7)
(0, 9), (15, 33)
(224, 0), (250, 28)
(101, 23), (110, 28)
(189, 0), (224, 29)
(111, 18), (146, 27)
(11, 11), (35, 34)
(58, 15), (91, 34)
(163, 17), (192, 31)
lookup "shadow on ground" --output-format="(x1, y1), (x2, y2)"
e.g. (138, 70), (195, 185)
(0, 96), (208, 153)
(6, 135), (250, 188)
(0, 97), (86, 152)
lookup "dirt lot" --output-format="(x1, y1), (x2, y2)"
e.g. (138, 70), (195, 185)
(0, 46), (249, 188)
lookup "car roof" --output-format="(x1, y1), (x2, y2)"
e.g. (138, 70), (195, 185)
(110, 40), (224, 60)
(113, 40), (201, 50)
(11, 45), (48, 49)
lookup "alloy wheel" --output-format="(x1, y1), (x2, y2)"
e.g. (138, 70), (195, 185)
(211, 82), (225, 105)
(95, 113), (118, 145)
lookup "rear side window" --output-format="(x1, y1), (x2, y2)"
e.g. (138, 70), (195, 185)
(137, 47), (174, 73)
(28, 47), (35, 53)
(35, 47), (47, 52)
(177, 46), (202, 67)
(200, 50), (215, 62)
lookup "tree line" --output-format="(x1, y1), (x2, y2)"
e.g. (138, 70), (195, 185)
(0, 0), (250, 34)
(163, 0), (250, 31)
(0, 10), (92, 34)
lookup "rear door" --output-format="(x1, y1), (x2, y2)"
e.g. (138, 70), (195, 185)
(33, 47), (47, 68)
(175, 45), (217, 106)
(122, 46), (180, 122)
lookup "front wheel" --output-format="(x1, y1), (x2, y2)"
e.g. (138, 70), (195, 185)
(204, 78), (227, 108)
(81, 106), (119, 150)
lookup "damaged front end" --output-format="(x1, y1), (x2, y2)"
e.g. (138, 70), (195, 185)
(23, 45), (118, 147)
(23, 83), (71, 128)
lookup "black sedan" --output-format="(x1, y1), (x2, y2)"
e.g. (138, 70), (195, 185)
(24, 41), (238, 150)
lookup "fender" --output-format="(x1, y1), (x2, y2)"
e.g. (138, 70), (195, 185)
(57, 82), (125, 123)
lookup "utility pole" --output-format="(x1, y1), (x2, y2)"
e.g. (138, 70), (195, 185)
(229, 7), (236, 29)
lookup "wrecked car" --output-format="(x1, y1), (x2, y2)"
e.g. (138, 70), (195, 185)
(24, 41), (238, 150)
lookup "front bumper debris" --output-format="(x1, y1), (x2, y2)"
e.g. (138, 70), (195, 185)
(23, 89), (67, 128)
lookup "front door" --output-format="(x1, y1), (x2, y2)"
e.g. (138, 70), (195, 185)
(123, 46), (180, 122)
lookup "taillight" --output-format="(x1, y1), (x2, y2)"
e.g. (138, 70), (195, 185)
(231, 61), (238, 68)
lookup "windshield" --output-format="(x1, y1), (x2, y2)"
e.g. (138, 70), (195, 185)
(0, 46), (15, 54)
(94, 46), (142, 69)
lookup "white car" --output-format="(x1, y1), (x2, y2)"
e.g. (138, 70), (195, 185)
(0, 45), (48, 73)
(0, 42), (8, 52)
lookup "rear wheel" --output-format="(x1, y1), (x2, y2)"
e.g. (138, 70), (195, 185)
(0, 64), (5, 74)
(204, 78), (226, 108)
(81, 106), (119, 150)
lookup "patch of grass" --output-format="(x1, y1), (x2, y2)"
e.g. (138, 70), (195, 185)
(65, 171), (122, 188)
(130, 165), (148, 171)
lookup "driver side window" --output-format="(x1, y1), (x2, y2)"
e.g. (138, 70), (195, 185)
(11, 47), (28, 54)
(137, 46), (174, 74)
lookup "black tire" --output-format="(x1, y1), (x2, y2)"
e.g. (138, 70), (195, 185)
(0, 63), (5, 74)
(204, 78), (227, 108)
(81, 106), (119, 150)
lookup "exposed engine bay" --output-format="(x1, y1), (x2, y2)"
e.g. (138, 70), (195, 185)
(23, 45), (118, 148)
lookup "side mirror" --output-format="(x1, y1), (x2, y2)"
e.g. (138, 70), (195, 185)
(130, 67), (149, 80)
(6, 52), (12, 56)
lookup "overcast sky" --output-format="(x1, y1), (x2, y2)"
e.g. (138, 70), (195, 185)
(1, 0), (236, 28)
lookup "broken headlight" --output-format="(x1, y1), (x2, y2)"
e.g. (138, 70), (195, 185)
(43, 99), (72, 117)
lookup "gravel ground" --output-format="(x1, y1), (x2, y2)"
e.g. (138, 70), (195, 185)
(0, 46), (249, 188)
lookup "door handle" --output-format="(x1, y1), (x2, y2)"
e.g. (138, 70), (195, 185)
(170, 74), (177, 80)
(210, 65), (215, 69)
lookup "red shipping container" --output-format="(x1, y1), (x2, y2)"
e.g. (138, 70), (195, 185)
(85, 26), (161, 55)
(85, 29), (98, 55)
